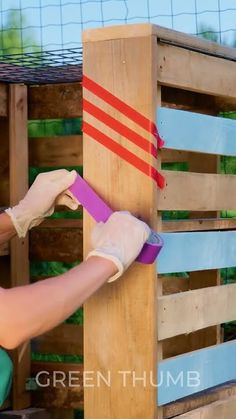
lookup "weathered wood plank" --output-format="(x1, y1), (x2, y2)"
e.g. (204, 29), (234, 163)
(32, 324), (83, 355)
(164, 381), (236, 418)
(157, 44), (236, 99)
(29, 135), (83, 167)
(158, 283), (236, 340)
(159, 171), (236, 211)
(0, 119), (9, 207)
(28, 83), (82, 119)
(161, 149), (189, 163)
(175, 396), (236, 419)
(0, 84), (7, 117)
(9, 85), (31, 409)
(31, 362), (83, 409)
(30, 223), (83, 262)
(163, 218), (236, 232)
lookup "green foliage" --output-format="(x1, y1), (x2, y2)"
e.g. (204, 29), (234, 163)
(0, 10), (39, 55)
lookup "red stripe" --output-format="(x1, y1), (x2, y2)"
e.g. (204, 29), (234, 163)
(83, 121), (165, 189)
(83, 75), (165, 149)
(83, 98), (157, 158)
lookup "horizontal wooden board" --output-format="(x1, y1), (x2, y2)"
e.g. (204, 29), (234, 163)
(158, 340), (236, 405)
(157, 44), (236, 99)
(161, 149), (189, 163)
(158, 107), (236, 156)
(162, 276), (190, 295)
(29, 135), (83, 167)
(157, 231), (236, 274)
(163, 218), (236, 232)
(159, 171), (236, 211)
(28, 83), (82, 119)
(31, 361), (83, 409)
(158, 283), (236, 340)
(30, 220), (83, 262)
(32, 324), (83, 355)
(176, 396), (236, 418)
(164, 381), (236, 418)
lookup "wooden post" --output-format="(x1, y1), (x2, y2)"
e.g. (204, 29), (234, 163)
(9, 85), (31, 409)
(83, 25), (159, 419)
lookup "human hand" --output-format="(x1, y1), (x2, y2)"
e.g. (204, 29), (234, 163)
(5, 169), (78, 238)
(87, 211), (151, 282)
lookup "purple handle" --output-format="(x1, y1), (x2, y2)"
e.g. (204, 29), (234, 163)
(69, 175), (163, 264)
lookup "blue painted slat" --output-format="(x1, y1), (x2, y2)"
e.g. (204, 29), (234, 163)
(158, 340), (236, 405)
(157, 107), (236, 156)
(157, 231), (236, 274)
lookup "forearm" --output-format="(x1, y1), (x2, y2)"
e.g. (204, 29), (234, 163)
(0, 213), (16, 245)
(0, 256), (117, 349)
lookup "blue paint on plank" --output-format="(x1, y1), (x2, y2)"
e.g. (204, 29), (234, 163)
(158, 340), (236, 405)
(157, 231), (236, 274)
(157, 107), (236, 156)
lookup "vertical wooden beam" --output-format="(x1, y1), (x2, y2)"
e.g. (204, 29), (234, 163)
(9, 85), (31, 409)
(83, 25), (158, 419)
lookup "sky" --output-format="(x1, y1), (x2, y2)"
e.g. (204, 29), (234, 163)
(1, 0), (236, 51)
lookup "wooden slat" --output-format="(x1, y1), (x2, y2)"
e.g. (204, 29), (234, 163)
(164, 381), (236, 418)
(163, 218), (236, 232)
(0, 257), (11, 289)
(32, 324), (83, 355)
(0, 84), (7, 117)
(161, 149), (189, 163)
(0, 118), (9, 207)
(9, 85), (31, 409)
(162, 276), (189, 295)
(158, 340), (236, 405)
(0, 243), (9, 256)
(175, 397), (236, 418)
(159, 171), (236, 211)
(28, 83), (82, 119)
(158, 283), (236, 340)
(83, 24), (159, 419)
(162, 86), (236, 113)
(30, 221), (83, 262)
(31, 362), (83, 409)
(157, 43), (236, 100)
(157, 231), (236, 274)
(29, 135), (83, 167)
(158, 107), (236, 156)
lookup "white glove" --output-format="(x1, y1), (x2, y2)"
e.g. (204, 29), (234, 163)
(87, 211), (151, 282)
(5, 169), (78, 238)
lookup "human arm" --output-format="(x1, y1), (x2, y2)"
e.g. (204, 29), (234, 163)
(0, 256), (117, 349)
(0, 212), (150, 349)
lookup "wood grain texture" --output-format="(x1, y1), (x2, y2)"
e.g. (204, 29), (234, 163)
(164, 381), (236, 418)
(175, 396), (236, 418)
(0, 118), (9, 206)
(158, 283), (236, 340)
(31, 362), (83, 410)
(157, 43), (236, 99)
(32, 324), (83, 355)
(0, 84), (7, 117)
(163, 218), (236, 232)
(28, 83), (82, 119)
(29, 135), (82, 167)
(159, 171), (236, 211)
(9, 85), (31, 409)
(83, 25), (158, 419)
(30, 222), (83, 262)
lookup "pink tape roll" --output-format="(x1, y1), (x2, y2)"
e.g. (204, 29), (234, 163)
(69, 174), (163, 264)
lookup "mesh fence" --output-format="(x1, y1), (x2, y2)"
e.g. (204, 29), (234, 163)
(0, 0), (235, 83)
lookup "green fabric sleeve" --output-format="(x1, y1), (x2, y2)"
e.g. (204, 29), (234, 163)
(0, 348), (13, 406)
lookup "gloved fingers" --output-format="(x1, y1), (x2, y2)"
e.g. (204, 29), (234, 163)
(56, 191), (79, 210)
(108, 212), (151, 242)
(53, 170), (77, 194)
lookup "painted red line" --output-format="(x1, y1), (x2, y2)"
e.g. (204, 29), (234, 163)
(83, 75), (165, 149)
(83, 121), (165, 189)
(83, 98), (157, 158)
